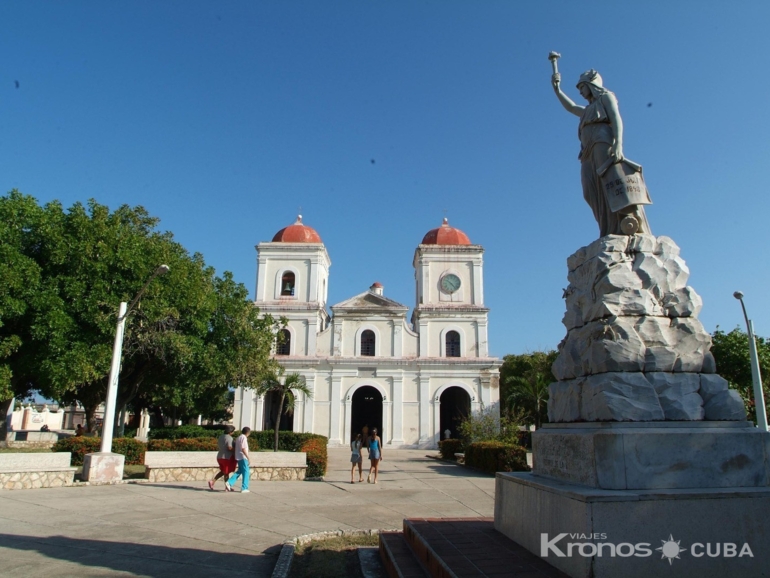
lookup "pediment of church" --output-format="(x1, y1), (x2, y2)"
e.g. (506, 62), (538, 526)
(331, 291), (408, 313)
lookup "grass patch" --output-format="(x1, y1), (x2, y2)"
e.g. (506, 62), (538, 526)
(0, 447), (53, 453)
(289, 534), (379, 578)
(124, 465), (146, 479)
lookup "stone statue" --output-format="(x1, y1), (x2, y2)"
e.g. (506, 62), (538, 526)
(549, 53), (651, 237)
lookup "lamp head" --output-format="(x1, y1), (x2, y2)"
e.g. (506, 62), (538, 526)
(733, 291), (744, 300)
(156, 265), (170, 276)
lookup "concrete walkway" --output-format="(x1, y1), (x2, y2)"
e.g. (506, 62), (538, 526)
(0, 449), (495, 577)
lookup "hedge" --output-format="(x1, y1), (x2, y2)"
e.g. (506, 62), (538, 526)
(438, 439), (463, 461)
(250, 431), (328, 477)
(57, 428), (330, 477)
(147, 438), (219, 451)
(52, 437), (146, 466)
(464, 441), (529, 474)
(147, 425), (224, 440)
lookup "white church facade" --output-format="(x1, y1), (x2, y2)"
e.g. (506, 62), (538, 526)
(232, 216), (501, 448)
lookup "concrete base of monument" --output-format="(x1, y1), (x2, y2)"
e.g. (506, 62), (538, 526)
(82, 452), (125, 483)
(494, 472), (770, 578)
(533, 421), (770, 490)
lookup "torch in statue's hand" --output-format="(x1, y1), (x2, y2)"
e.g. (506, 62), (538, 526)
(549, 51), (561, 91)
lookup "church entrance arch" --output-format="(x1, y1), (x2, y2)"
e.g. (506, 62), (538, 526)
(351, 386), (383, 446)
(439, 387), (470, 440)
(263, 392), (294, 432)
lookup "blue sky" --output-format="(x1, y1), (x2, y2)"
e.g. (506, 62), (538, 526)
(2, 1), (769, 358)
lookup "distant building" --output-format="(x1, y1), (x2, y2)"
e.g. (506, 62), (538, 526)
(232, 216), (501, 448)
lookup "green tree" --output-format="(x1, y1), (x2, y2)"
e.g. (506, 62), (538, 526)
(456, 403), (523, 444)
(0, 191), (46, 440)
(0, 191), (280, 435)
(255, 372), (312, 451)
(711, 327), (770, 423)
(499, 350), (557, 427)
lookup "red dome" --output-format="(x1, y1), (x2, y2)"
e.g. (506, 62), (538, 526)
(272, 215), (322, 243)
(421, 218), (471, 245)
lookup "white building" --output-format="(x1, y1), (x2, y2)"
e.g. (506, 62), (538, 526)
(233, 216), (501, 448)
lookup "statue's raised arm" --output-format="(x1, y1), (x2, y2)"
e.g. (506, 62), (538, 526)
(548, 53), (652, 238)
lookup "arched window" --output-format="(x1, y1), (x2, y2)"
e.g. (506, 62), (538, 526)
(281, 272), (295, 296)
(276, 329), (291, 355)
(446, 331), (461, 357)
(360, 330), (375, 357)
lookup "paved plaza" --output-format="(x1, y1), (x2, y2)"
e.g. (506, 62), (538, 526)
(0, 449), (495, 577)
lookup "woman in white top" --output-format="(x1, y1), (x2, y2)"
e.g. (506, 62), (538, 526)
(350, 433), (363, 484)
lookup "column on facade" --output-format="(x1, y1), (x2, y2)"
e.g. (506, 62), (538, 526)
(418, 320), (429, 357)
(255, 392), (264, 431)
(384, 397), (392, 445)
(329, 375), (342, 445)
(477, 319), (489, 357)
(237, 388), (255, 430)
(418, 374), (431, 444)
(343, 394), (352, 446)
(472, 259), (484, 306)
(480, 374), (493, 408)
(390, 374), (404, 444)
(432, 392), (442, 448)
(303, 373), (315, 434)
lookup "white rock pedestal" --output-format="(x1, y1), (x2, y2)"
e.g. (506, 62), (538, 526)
(82, 452), (125, 484)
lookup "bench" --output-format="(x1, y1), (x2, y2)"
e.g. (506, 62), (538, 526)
(0, 452), (76, 490)
(6, 431), (60, 449)
(143, 451), (307, 483)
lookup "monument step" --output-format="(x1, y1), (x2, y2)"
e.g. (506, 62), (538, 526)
(379, 531), (429, 577)
(382, 517), (569, 577)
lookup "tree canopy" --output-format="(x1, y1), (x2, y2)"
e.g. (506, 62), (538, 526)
(0, 190), (281, 435)
(711, 326), (770, 423)
(499, 350), (557, 428)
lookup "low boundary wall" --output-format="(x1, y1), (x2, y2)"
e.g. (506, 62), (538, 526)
(0, 452), (76, 490)
(143, 451), (307, 482)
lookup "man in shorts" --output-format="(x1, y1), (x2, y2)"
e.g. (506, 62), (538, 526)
(209, 425), (236, 491)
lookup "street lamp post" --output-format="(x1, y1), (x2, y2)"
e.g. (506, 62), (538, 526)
(83, 265), (169, 482)
(733, 291), (768, 432)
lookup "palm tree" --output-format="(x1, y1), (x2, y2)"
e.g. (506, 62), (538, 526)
(255, 371), (312, 451)
(505, 374), (549, 428)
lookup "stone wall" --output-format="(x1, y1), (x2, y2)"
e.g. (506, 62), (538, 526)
(146, 466), (306, 483)
(1, 470), (74, 490)
(6, 431), (60, 449)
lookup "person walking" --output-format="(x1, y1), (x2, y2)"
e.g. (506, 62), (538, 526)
(350, 433), (363, 484)
(209, 425), (236, 491)
(226, 427), (251, 493)
(366, 428), (383, 484)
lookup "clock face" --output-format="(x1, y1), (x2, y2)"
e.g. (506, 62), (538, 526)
(440, 273), (461, 294)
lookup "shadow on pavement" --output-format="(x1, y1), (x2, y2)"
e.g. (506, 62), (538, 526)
(419, 462), (492, 478)
(0, 533), (280, 578)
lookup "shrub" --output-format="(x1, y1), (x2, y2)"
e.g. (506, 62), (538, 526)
(464, 441), (528, 474)
(52, 437), (146, 466)
(147, 425), (223, 440)
(300, 436), (328, 478)
(249, 430), (328, 477)
(147, 438), (219, 452)
(438, 439), (463, 461)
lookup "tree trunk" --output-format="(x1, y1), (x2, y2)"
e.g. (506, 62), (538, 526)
(83, 402), (99, 434)
(0, 398), (13, 445)
(152, 406), (164, 428)
(274, 391), (285, 452)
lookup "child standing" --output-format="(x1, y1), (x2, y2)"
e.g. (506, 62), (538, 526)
(350, 433), (363, 484)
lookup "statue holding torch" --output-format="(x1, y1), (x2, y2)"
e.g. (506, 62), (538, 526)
(549, 52), (651, 237)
